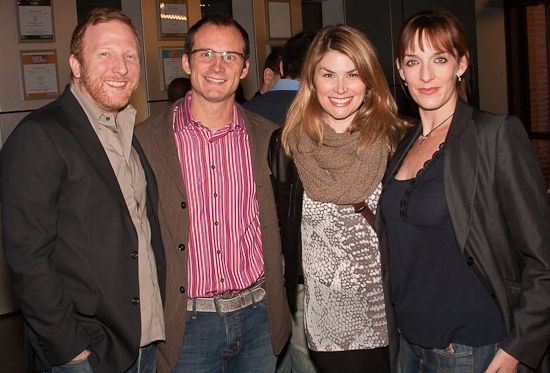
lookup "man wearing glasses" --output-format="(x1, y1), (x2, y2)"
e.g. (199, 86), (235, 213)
(135, 14), (291, 373)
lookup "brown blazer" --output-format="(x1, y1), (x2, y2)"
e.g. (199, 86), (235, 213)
(135, 100), (291, 373)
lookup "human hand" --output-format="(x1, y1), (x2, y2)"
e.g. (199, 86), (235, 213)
(484, 348), (519, 373)
(71, 349), (91, 362)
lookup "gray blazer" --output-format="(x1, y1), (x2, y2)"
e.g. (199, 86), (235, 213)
(376, 98), (550, 372)
(135, 100), (291, 373)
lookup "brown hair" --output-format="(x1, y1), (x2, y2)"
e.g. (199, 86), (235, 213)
(281, 25), (407, 156)
(396, 9), (470, 100)
(70, 8), (141, 78)
(184, 14), (250, 61)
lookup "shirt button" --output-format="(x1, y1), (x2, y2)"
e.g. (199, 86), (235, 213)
(131, 251), (138, 259)
(132, 297), (140, 305)
(180, 286), (185, 293)
(467, 257), (474, 265)
(211, 165), (215, 169)
(220, 278), (224, 283)
(214, 222), (218, 226)
(217, 250), (220, 254)
(214, 193), (218, 198)
(181, 201), (187, 209)
(178, 244), (185, 251)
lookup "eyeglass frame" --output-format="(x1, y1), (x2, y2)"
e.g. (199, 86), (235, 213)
(189, 49), (246, 64)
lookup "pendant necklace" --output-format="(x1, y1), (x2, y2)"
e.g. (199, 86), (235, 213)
(419, 113), (454, 145)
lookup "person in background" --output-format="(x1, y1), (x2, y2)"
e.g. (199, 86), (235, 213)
(270, 24), (407, 373)
(248, 30), (316, 373)
(253, 50), (282, 98)
(244, 30), (316, 126)
(235, 83), (247, 104)
(167, 77), (192, 103)
(378, 8), (550, 373)
(1, 8), (165, 373)
(135, 13), (291, 373)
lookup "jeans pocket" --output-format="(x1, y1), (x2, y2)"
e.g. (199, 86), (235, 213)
(49, 357), (93, 373)
(399, 334), (408, 348)
(433, 343), (474, 373)
(255, 296), (268, 311)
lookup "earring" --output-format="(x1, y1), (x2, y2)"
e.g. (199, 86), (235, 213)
(403, 81), (408, 86)
(457, 75), (462, 82)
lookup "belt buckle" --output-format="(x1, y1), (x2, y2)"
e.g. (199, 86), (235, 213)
(213, 292), (238, 315)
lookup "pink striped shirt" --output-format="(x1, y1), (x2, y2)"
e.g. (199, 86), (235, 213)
(173, 91), (264, 298)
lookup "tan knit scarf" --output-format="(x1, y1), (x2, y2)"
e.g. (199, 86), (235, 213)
(288, 124), (388, 205)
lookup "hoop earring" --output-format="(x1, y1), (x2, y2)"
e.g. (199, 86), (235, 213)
(403, 81), (408, 86)
(457, 75), (462, 82)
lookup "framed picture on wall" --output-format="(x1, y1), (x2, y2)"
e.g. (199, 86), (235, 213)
(19, 50), (60, 100)
(267, 1), (291, 39)
(160, 48), (186, 90)
(16, 0), (55, 42)
(158, 0), (188, 40)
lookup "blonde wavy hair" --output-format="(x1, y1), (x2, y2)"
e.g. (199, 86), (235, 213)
(281, 25), (407, 157)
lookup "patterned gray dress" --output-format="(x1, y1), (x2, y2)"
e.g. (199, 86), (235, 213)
(301, 183), (388, 351)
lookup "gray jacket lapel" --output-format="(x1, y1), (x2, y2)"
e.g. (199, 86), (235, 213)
(444, 99), (478, 253)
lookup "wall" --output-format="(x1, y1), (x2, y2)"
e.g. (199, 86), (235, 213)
(475, 0), (508, 114)
(233, 0), (258, 100)
(322, 0), (345, 26)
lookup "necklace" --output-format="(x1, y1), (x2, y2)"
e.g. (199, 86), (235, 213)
(419, 113), (454, 145)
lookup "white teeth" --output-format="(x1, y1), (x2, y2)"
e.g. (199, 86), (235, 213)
(106, 81), (126, 87)
(330, 97), (352, 104)
(206, 77), (226, 83)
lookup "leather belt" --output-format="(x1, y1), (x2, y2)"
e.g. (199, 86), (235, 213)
(187, 281), (266, 315)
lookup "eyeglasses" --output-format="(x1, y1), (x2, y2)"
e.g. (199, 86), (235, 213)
(189, 49), (245, 65)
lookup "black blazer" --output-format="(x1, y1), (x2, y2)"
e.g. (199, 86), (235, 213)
(376, 98), (550, 372)
(1, 86), (165, 372)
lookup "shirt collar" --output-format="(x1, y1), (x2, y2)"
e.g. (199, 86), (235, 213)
(70, 83), (137, 133)
(272, 79), (300, 91)
(174, 90), (246, 133)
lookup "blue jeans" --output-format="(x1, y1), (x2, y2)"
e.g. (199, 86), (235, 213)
(398, 334), (501, 373)
(276, 284), (317, 373)
(43, 343), (156, 373)
(174, 296), (277, 373)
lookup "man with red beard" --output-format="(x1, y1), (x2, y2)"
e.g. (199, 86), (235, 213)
(0, 8), (165, 373)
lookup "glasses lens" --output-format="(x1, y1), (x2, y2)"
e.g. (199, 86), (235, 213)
(222, 52), (242, 64)
(195, 50), (213, 62)
(193, 50), (242, 64)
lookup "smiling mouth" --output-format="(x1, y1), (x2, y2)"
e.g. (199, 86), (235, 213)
(206, 77), (226, 84)
(105, 80), (127, 87)
(419, 88), (439, 95)
(329, 97), (352, 106)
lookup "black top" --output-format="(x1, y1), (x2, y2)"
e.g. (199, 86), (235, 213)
(242, 90), (297, 126)
(379, 143), (506, 348)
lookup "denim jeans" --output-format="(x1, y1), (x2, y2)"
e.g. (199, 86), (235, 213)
(174, 296), (277, 373)
(276, 284), (318, 373)
(398, 334), (501, 373)
(42, 343), (156, 373)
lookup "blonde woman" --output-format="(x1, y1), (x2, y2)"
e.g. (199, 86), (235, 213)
(269, 25), (407, 373)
